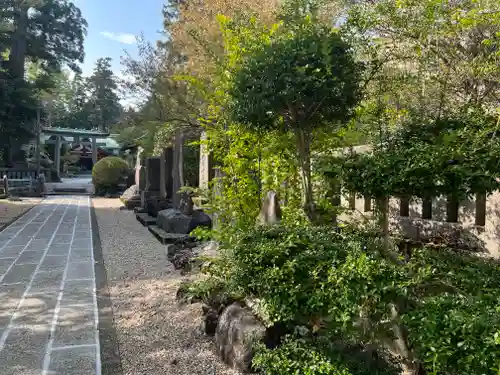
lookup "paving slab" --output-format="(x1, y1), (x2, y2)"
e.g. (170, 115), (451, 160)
(14, 293), (59, 326)
(2, 263), (38, 284)
(62, 279), (95, 305)
(28, 270), (65, 294)
(0, 264), (14, 276)
(0, 284), (26, 331)
(1, 245), (26, 258)
(47, 244), (71, 256)
(24, 243), (49, 252)
(16, 251), (45, 264)
(70, 248), (92, 262)
(66, 261), (94, 280)
(56, 304), (96, 349)
(39, 255), (68, 271)
(0, 325), (50, 375)
(0, 196), (100, 375)
(48, 346), (97, 375)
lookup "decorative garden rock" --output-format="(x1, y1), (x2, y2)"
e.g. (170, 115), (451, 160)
(190, 210), (212, 232)
(215, 303), (266, 373)
(120, 184), (140, 209)
(202, 304), (219, 336)
(157, 208), (212, 234)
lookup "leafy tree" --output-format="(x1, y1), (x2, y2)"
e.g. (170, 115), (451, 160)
(0, 0), (87, 164)
(46, 58), (123, 131)
(165, 0), (280, 81)
(1, 0), (87, 79)
(342, 0), (499, 141)
(121, 35), (198, 130)
(227, 16), (363, 220)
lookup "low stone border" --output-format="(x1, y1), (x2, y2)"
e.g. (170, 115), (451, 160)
(91, 200), (124, 375)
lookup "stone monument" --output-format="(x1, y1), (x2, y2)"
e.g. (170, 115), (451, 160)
(160, 147), (174, 199)
(134, 146), (144, 186)
(257, 191), (282, 225)
(199, 131), (214, 190)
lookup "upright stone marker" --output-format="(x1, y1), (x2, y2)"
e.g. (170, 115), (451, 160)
(145, 157), (161, 192)
(257, 191), (282, 225)
(138, 157), (146, 191)
(141, 157), (161, 209)
(160, 147), (174, 199)
(199, 131), (214, 190)
(134, 146), (144, 186)
(172, 133), (183, 209)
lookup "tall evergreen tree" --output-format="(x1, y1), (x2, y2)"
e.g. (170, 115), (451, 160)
(86, 57), (122, 131)
(0, 0), (87, 164)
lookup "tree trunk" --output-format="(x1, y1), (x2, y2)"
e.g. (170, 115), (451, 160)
(177, 131), (184, 186)
(294, 128), (316, 221)
(330, 177), (341, 227)
(9, 4), (29, 80)
(377, 197), (390, 250)
(389, 303), (425, 375)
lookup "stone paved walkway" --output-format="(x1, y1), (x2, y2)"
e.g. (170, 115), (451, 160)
(0, 196), (100, 375)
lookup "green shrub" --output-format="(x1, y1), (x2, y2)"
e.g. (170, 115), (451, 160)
(207, 224), (500, 375)
(92, 156), (129, 194)
(403, 249), (500, 375)
(221, 225), (407, 329)
(176, 278), (239, 307)
(253, 335), (399, 375)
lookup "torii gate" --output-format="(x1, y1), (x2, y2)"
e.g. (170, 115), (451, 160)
(41, 127), (110, 179)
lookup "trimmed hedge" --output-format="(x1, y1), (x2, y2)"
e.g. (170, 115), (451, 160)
(92, 156), (129, 195)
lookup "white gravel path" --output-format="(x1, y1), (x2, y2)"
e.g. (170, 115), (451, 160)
(92, 198), (239, 375)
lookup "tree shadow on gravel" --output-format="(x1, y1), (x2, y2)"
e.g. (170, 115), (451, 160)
(91, 201), (240, 375)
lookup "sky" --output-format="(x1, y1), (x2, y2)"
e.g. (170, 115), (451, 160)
(73, 0), (166, 78)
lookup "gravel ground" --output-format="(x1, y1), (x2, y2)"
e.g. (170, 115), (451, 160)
(0, 197), (42, 228)
(93, 197), (240, 375)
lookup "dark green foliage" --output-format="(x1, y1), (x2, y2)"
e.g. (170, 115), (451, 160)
(253, 335), (400, 375)
(176, 278), (240, 308)
(221, 225), (411, 329)
(228, 21), (362, 132)
(0, 0), (86, 77)
(0, 0), (87, 162)
(403, 249), (500, 374)
(183, 142), (200, 187)
(92, 156), (129, 194)
(0, 77), (37, 152)
(206, 223), (500, 375)
(86, 58), (122, 131)
(339, 114), (500, 201)
(226, 14), (363, 220)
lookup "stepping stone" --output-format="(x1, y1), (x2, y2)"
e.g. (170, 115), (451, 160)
(133, 206), (147, 214)
(148, 225), (195, 245)
(135, 213), (156, 226)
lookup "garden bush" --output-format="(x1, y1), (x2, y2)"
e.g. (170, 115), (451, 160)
(203, 223), (500, 375)
(253, 335), (400, 375)
(92, 156), (129, 195)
